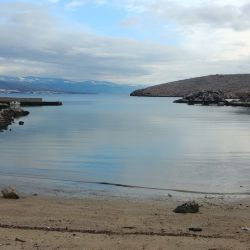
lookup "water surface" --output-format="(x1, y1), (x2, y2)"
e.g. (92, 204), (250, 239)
(0, 94), (250, 196)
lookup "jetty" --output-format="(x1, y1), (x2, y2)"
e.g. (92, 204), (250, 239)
(0, 97), (62, 107)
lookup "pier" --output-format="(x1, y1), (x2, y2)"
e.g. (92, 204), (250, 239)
(0, 97), (62, 106)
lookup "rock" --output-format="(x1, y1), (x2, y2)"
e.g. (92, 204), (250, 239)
(1, 187), (20, 199)
(18, 121), (24, 125)
(173, 201), (199, 213)
(0, 108), (29, 132)
(189, 227), (202, 232)
(173, 98), (188, 103)
(241, 227), (250, 232)
(15, 238), (26, 243)
(174, 90), (227, 106)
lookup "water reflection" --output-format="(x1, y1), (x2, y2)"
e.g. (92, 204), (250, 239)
(0, 94), (250, 195)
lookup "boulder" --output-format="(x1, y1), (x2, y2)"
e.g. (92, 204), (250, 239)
(1, 187), (20, 199)
(173, 201), (199, 213)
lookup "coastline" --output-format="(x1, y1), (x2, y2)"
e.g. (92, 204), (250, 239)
(0, 192), (249, 249)
(0, 108), (29, 131)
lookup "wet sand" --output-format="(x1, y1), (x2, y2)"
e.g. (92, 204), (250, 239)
(0, 194), (249, 249)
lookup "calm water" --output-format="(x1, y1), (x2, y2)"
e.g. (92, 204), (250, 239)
(0, 94), (250, 196)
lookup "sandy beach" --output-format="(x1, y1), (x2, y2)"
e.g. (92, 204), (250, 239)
(0, 194), (249, 250)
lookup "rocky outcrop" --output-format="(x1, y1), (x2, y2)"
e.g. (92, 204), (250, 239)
(229, 92), (250, 107)
(0, 108), (29, 131)
(130, 74), (250, 98)
(173, 90), (228, 105)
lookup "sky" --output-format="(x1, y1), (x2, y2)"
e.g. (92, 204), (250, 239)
(0, 0), (250, 85)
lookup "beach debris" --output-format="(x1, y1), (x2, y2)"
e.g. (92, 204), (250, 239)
(18, 121), (24, 125)
(123, 226), (136, 229)
(15, 238), (25, 243)
(1, 187), (20, 199)
(189, 227), (202, 232)
(173, 201), (199, 213)
(241, 226), (250, 232)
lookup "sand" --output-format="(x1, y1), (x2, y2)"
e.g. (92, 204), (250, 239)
(0, 194), (249, 249)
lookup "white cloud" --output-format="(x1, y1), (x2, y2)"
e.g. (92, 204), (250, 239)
(65, 0), (88, 10)
(1, 1), (250, 85)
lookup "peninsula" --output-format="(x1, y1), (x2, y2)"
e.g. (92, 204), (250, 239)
(130, 74), (250, 98)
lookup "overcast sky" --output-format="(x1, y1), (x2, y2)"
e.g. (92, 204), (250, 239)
(0, 0), (250, 85)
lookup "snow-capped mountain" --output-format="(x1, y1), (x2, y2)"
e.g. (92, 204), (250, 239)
(0, 76), (139, 94)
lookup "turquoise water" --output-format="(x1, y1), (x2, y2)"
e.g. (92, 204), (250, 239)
(0, 94), (250, 196)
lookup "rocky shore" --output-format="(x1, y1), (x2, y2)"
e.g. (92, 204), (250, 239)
(0, 108), (29, 131)
(173, 90), (228, 105)
(174, 89), (250, 107)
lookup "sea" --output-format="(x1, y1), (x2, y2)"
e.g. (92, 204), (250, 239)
(0, 94), (250, 198)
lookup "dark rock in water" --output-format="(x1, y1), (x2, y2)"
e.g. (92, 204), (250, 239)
(1, 187), (20, 199)
(173, 201), (199, 213)
(174, 90), (228, 106)
(13, 110), (29, 118)
(229, 101), (250, 107)
(18, 121), (24, 125)
(173, 98), (189, 104)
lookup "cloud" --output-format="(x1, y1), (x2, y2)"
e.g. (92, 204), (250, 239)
(146, 0), (250, 31)
(65, 0), (88, 10)
(88, 0), (250, 31)
(1, 1), (250, 85)
(0, 2), (194, 84)
(64, 0), (106, 10)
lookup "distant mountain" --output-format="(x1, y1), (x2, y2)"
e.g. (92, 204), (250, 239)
(0, 76), (139, 94)
(130, 74), (250, 98)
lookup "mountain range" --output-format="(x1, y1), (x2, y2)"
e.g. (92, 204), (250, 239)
(0, 76), (139, 94)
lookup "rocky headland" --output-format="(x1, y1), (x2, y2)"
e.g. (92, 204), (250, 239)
(130, 74), (250, 98)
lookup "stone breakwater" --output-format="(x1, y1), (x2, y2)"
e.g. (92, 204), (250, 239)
(0, 108), (29, 131)
(173, 90), (228, 105)
(173, 89), (250, 107)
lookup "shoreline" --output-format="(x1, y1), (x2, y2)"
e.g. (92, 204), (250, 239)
(0, 192), (249, 249)
(0, 171), (249, 202)
(0, 108), (29, 131)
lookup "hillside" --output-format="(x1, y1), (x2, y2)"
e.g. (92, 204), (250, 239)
(0, 76), (138, 94)
(130, 74), (250, 98)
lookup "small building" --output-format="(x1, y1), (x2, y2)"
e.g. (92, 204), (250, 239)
(10, 101), (21, 110)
